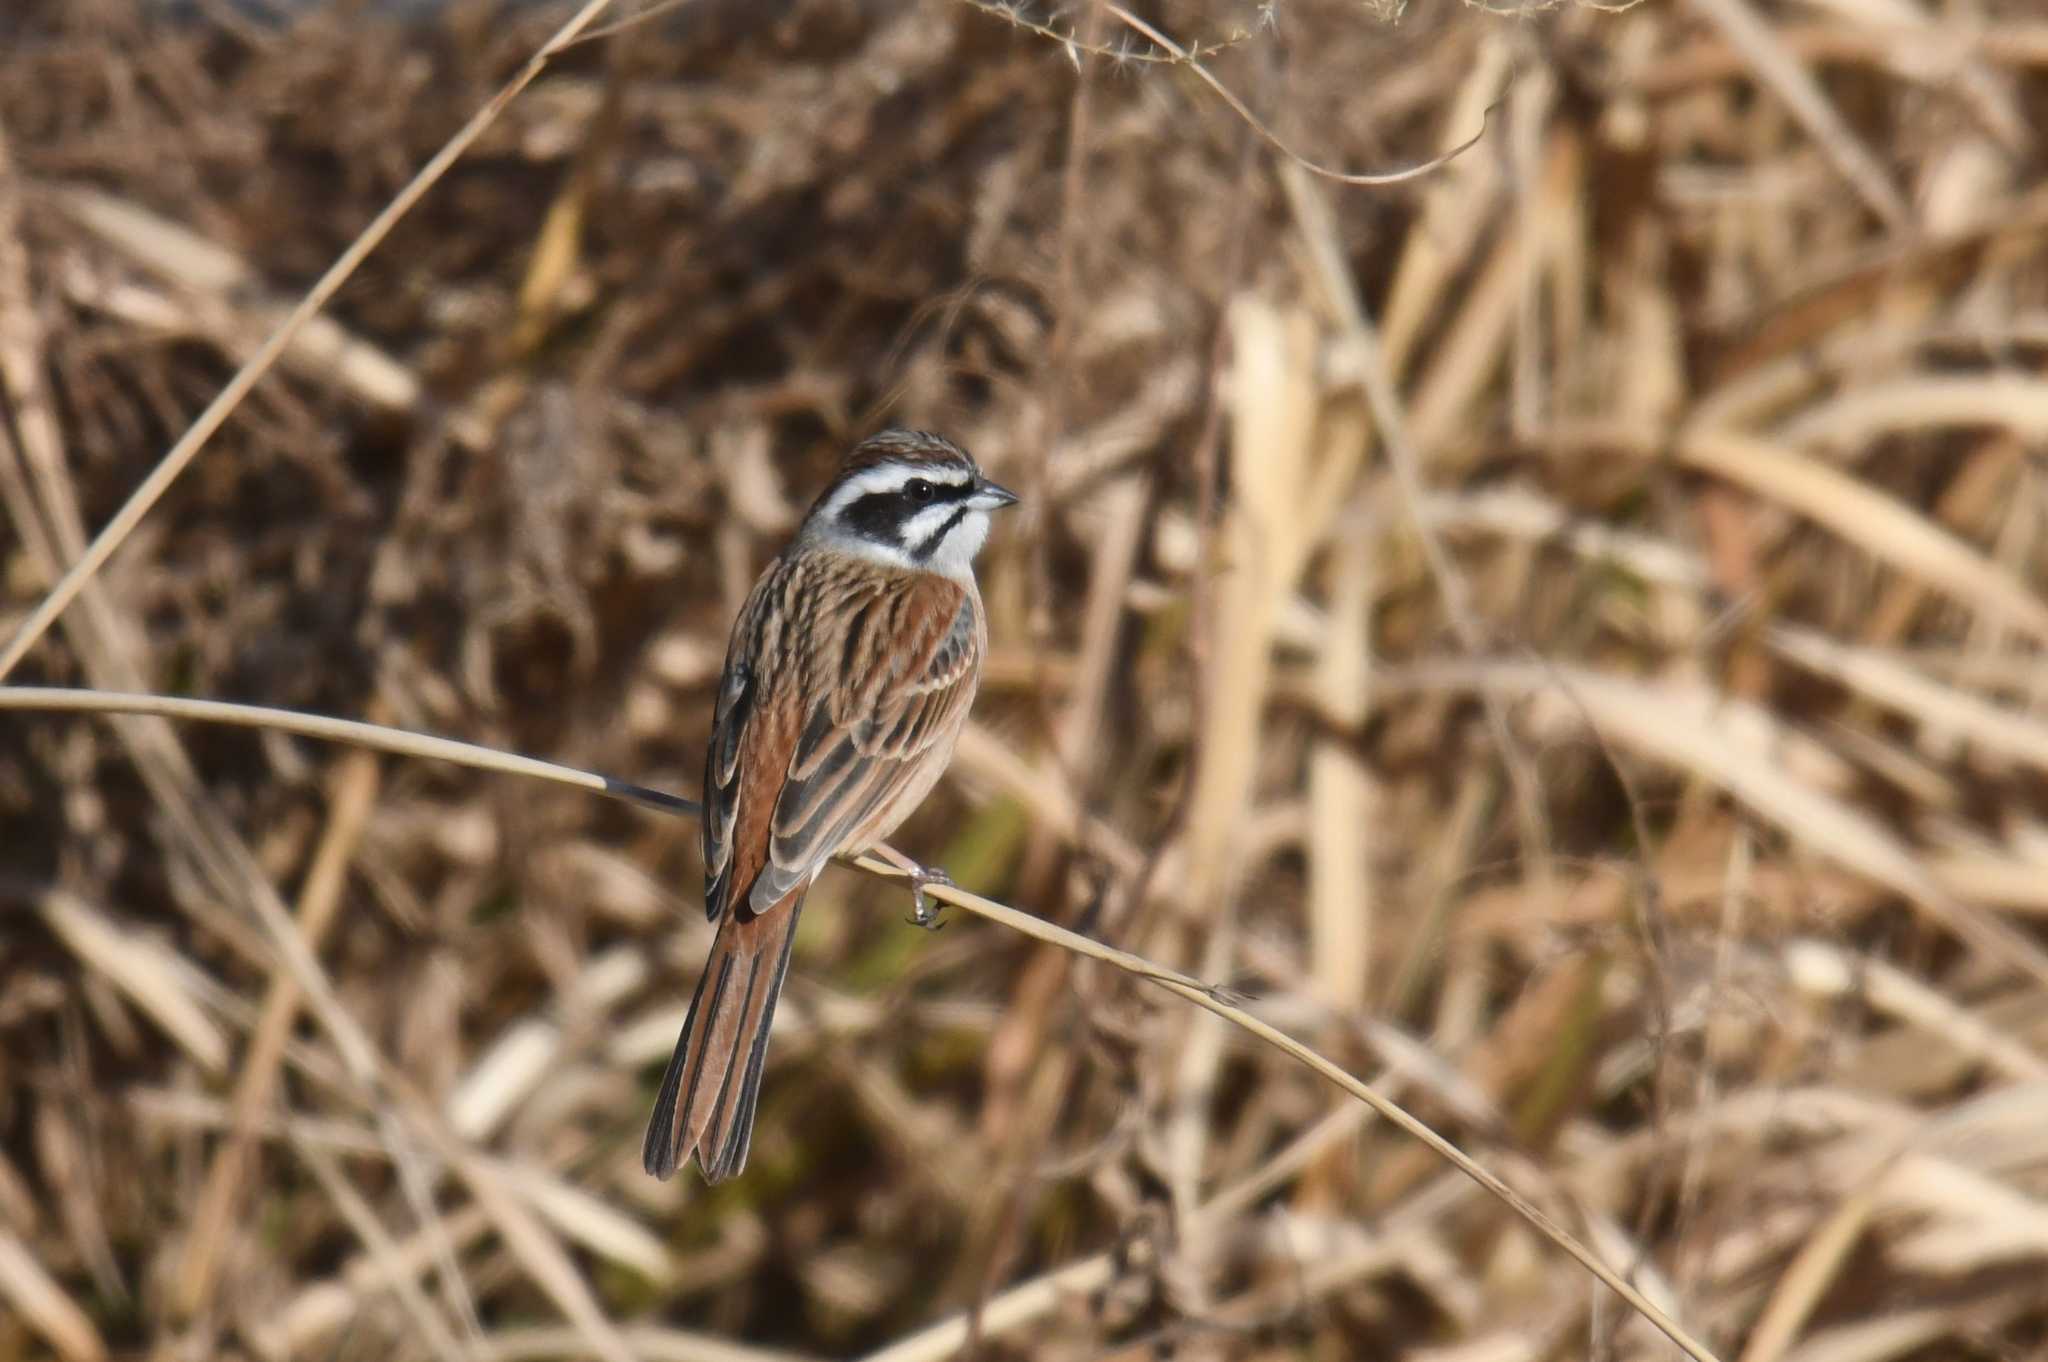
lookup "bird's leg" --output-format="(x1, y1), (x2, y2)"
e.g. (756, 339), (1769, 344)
(872, 845), (955, 930)
(907, 866), (953, 930)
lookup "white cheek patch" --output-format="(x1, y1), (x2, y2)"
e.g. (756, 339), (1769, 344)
(899, 503), (959, 547)
(921, 510), (991, 581)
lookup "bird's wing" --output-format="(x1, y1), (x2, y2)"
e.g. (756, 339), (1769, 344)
(700, 564), (778, 922)
(702, 558), (980, 922)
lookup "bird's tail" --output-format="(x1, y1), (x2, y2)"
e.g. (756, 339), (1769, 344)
(642, 888), (806, 1182)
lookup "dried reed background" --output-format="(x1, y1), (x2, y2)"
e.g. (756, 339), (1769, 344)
(5, 0), (2048, 1358)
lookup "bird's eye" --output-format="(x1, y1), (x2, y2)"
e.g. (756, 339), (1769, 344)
(905, 478), (936, 504)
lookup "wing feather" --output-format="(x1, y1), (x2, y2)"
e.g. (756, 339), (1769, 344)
(702, 571), (795, 921)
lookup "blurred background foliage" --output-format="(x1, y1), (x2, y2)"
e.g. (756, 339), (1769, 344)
(6, 0), (2048, 1358)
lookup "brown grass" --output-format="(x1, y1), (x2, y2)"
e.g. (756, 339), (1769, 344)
(6, 0), (2048, 1359)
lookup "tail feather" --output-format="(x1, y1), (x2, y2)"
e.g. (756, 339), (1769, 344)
(643, 890), (805, 1182)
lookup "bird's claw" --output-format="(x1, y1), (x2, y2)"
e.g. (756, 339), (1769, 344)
(905, 866), (955, 931)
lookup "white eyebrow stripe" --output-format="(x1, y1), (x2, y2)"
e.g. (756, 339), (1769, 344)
(816, 461), (973, 522)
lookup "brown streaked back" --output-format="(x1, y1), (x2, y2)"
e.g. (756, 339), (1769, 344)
(702, 548), (978, 924)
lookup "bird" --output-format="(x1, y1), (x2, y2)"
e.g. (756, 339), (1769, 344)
(643, 428), (1019, 1183)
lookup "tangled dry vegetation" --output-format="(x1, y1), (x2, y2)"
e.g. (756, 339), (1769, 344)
(6, 0), (2048, 1357)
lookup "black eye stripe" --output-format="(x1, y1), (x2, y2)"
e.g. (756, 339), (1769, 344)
(838, 491), (906, 545)
(909, 478), (974, 503)
(836, 477), (976, 546)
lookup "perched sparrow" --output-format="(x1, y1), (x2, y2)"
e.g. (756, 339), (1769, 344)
(644, 429), (1019, 1183)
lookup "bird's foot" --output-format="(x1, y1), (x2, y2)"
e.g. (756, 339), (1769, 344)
(904, 864), (955, 931)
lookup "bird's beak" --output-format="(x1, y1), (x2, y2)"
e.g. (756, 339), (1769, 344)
(971, 477), (1021, 511)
